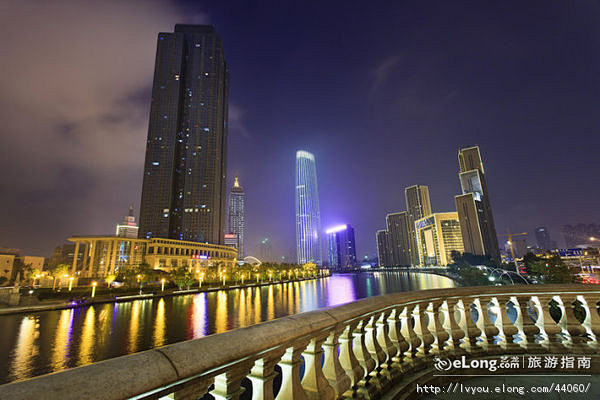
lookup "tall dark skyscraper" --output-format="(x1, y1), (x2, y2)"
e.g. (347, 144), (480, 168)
(386, 212), (412, 266)
(139, 25), (228, 244)
(376, 230), (392, 267)
(228, 176), (245, 258)
(326, 224), (357, 269)
(534, 226), (556, 250)
(454, 146), (500, 261)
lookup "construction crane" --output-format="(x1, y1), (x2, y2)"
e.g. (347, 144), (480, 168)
(499, 228), (528, 261)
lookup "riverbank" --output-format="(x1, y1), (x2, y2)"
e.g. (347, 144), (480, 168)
(0, 275), (327, 316)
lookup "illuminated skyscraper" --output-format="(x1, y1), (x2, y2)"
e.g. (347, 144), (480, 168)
(405, 185), (432, 265)
(415, 212), (464, 266)
(139, 25), (228, 244)
(376, 230), (392, 267)
(454, 146), (500, 261)
(116, 205), (139, 238)
(326, 224), (357, 269)
(227, 176), (245, 257)
(295, 150), (322, 265)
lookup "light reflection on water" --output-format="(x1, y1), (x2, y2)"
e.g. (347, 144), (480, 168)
(0, 272), (453, 384)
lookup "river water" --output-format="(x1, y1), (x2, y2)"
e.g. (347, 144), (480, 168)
(0, 271), (454, 384)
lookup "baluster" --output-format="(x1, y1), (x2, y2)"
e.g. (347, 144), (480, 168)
(386, 308), (409, 372)
(210, 362), (253, 400)
(559, 295), (592, 354)
(413, 302), (434, 356)
(338, 321), (364, 396)
(322, 327), (351, 398)
(376, 310), (399, 383)
(442, 298), (465, 355)
(173, 377), (214, 400)
(400, 305), (422, 361)
(365, 313), (387, 387)
(427, 300), (449, 355)
(459, 299), (482, 354)
(249, 350), (285, 400)
(495, 296), (523, 353)
(276, 341), (309, 400)
(301, 335), (335, 400)
(578, 294), (600, 352)
(515, 295), (543, 353)
(532, 295), (567, 353)
(474, 297), (501, 354)
(352, 317), (380, 398)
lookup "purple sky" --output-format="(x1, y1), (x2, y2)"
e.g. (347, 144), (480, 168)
(1, 1), (599, 260)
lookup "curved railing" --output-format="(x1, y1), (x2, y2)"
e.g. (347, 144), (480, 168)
(1, 284), (599, 400)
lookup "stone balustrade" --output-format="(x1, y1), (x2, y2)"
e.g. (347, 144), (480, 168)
(1, 284), (599, 400)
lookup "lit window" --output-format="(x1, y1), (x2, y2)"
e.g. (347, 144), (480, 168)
(174, 74), (180, 80)
(203, 127), (210, 132)
(152, 162), (159, 166)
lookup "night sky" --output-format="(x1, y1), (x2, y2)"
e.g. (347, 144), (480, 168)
(1, 1), (599, 260)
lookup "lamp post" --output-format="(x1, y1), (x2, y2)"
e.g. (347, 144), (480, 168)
(91, 281), (97, 298)
(137, 274), (142, 294)
(222, 274), (226, 286)
(256, 273), (260, 284)
(241, 273), (245, 285)
(199, 273), (204, 288)
(68, 277), (74, 292)
(161, 278), (165, 292)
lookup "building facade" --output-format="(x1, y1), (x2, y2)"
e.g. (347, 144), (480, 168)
(415, 212), (464, 266)
(116, 205), (139, 238)
(454, 146), (500, 261)
(534, 226), (557, 250)
(68, 236), (237, 278)
(139, 25), (229, 245)
(405, 185), (432, 265)
(295, 150), (322, 265)
(326, 225), (357, 270)
(227, 177), (245, 258)
(376, 230), (392, 267)
(385, 212), (412, 266)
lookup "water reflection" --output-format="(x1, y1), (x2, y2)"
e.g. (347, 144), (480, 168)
(0, 272), (453, 384)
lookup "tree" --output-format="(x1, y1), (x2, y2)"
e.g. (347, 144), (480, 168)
(172, 266), (194, 289)
(50, 264), (70, 290)
(527, 254), (578, 284)
(456, 266), (491, 286)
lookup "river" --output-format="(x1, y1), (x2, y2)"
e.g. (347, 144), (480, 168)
(0, 271), (454, 384)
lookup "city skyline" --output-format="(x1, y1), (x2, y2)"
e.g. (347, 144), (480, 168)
(2, 1), (600, 260)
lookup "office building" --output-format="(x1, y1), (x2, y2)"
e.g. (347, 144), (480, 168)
(68, 236), (237, 278)
(534, 226), (557, 250)
(116, 205), (139, 238)
(376, 230), (392, 267)
(326, 224), (357, 269)
(49, 243), (86, 269)
(295, 150), (322, 265)
(386, 212), (412, 266)
(224, 233), (239, 253)
(415, 212), (464, 266)
(405, 185), (432, 265)
(227, 177), (245, 258)
(139, 25), (229, 245)
(454, 146), (500, 261)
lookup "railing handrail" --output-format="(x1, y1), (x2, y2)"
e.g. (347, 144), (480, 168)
(1, 284), (598, 400)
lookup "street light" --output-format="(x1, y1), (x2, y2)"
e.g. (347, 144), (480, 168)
(68, 277), (74, 292)
(91, 281), (97, 298)
(161, 278), (166, 292)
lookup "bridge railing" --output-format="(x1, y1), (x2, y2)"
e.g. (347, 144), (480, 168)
(1, 284), (599, 400)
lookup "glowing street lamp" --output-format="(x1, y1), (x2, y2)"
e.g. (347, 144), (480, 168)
(256, 273), (260, 283)
(199, 273), (204, 288)
(161, 278), (166, 292)
(241, 273), (245, 285)
(222, 274), (226, 286)
(68, 277), (74, 292)
(91, 281), (97, 298)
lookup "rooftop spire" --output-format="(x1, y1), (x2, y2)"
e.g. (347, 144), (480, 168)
(233, 176), (240, 188)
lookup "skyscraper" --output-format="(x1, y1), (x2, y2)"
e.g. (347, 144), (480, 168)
(405, 185), (432, 265)
(139, 25), (228, 244)
(534, 226), (556, 250)
(326, 224), (357, 270)
(295, 150), (322, 265)
(454, 146), (500, 261)
(228, 176), (245, 257)
(386, 212), (412, 266)
(415, 212), (464, 266)
(376, 230), (392, 267)
(116, 205), (139, 239)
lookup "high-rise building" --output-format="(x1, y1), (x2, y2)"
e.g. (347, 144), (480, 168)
(260, 238), (273, 262)
(454, 146), (500, 261)
(534, 226), (557, 250)
(227, 176), (245, 258)
(139, 25), (229, 245)
(116, 205), (139, 238)
(415, 212), (464, 266)
(295, 150), (322, 265)
(326, 224), (357, 269)
(405, 185), (432, 265)
(376, 230), (392, 267)
(386, 212), (412, 266)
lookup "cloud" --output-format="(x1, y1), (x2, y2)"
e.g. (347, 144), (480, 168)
(370, 54), (402, 95)
(0, 1), (205, 253)
(228, 104), (252, 139)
